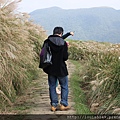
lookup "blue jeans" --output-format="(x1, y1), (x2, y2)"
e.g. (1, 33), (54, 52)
(48, 75), (69, 107)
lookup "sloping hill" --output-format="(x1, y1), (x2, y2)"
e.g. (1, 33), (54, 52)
(30, 7), (120, 43)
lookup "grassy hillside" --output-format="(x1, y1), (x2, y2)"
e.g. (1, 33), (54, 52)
(68, 40), (120, 114)
(30, 7), (120, 43)
(0, 0), (46, 111)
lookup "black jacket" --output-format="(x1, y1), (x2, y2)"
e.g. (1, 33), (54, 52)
(43, 34), (69, 77)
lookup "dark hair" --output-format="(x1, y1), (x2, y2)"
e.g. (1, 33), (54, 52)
(53, 27), (64, 35)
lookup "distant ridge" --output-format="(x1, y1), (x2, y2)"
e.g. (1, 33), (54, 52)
(30, 7), (120, 43)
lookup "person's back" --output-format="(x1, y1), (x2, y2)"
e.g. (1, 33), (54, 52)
(43, 33), (68, 77)
(42, 27), (73, 111)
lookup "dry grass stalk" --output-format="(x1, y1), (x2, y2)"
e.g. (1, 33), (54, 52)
(0, 90), (13, 106)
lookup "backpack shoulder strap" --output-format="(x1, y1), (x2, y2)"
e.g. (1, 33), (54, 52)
(42, 39), (49, 48)
(44, 38), (49, 43)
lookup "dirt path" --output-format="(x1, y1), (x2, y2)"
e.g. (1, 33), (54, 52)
(13, 60), (76, 115)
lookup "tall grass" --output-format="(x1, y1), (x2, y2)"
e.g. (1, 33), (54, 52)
(68, 40), (120, 114)
(0, 0), (46, 111)
(85, 52), (120, 113)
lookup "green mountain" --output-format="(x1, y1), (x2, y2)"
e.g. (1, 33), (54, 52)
(30, 7), (120, 43)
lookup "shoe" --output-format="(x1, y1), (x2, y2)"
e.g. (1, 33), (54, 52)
(60, 104), (71, 111)
(51, 106), (57, 112)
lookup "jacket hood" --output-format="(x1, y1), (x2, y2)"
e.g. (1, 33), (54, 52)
(48, 35), (65, 52)
(48, 35), (65, 46)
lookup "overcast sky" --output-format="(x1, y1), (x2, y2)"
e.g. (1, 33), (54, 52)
(18, 0), (120, 13)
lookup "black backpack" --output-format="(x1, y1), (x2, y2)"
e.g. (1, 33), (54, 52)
(39, 40), (52, 69)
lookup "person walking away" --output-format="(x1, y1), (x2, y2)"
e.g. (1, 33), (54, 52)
(42, 27), (74, 111)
